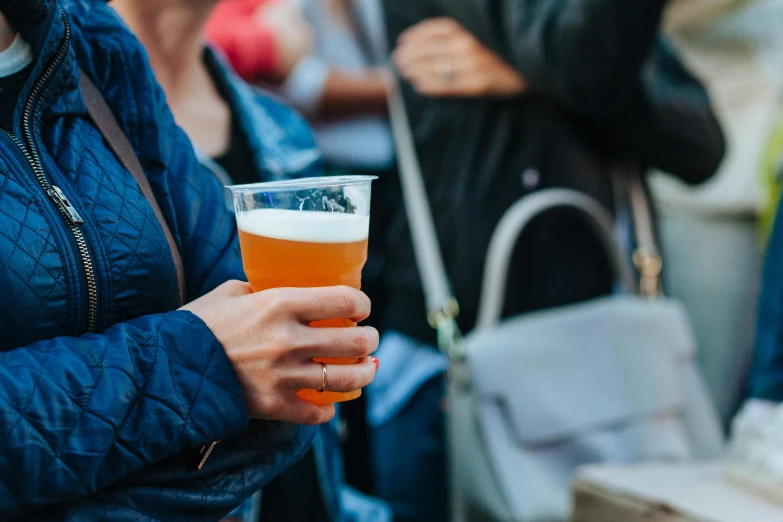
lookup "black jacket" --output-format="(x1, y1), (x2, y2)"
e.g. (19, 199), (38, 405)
(377, 0), (725, 344)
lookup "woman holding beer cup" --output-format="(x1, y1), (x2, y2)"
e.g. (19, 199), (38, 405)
(0, 1), (379, 520)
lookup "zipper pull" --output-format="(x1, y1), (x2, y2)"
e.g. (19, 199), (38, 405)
(47, 186), (83, 225)
(197, 441), (221, 470)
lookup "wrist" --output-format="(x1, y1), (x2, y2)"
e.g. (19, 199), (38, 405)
(0, 12), (17, 52)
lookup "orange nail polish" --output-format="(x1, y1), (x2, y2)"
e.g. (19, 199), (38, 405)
(372, 357), (379, 371)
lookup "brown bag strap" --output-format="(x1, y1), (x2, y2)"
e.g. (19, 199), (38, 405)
(78, 70), (186, 307)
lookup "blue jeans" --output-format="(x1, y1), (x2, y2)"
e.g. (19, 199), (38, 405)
(226, 415), (392, 522)
(367, 332), (449, 522)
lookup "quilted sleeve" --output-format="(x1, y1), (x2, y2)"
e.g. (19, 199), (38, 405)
(29, 420), (315, 522)
(0, 311), (250, 519)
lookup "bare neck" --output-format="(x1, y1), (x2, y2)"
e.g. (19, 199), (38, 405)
(112, 0), (216, 98)
(0, 12), (18, 52)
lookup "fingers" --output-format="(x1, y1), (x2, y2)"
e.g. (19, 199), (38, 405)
(292, 357), (377, 393)
(395, 55), (482, 94)
(257, 286), (372, 324)
(392, 23), (483, 97)
(393, 28), (473, 75)
(393, 49), (472, 84)
(394, 20), (478, 64)
(295, 325), (379, 359)
(398, 17), (463, 45)
(393, 38), (460, 67)
(393, 30), (527, 98)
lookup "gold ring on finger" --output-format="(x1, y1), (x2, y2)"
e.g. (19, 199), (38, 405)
(318, 362), (327, 393)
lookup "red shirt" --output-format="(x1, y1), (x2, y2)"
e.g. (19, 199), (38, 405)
(205, 0), (279, 81)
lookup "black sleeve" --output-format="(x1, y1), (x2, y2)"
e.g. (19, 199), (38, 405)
(424, 0), (725, 183)
(476, 0), (724, 183)
(490, 0), (669, 118)
(589, 40), (726, 184)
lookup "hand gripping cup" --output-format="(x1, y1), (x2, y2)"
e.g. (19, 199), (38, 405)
(229, 176), (375, 405)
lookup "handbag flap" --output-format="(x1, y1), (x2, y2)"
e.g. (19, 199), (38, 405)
(464, 296), (695, 445)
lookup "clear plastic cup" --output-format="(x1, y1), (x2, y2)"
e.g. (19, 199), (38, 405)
(229, 176), (375, 404)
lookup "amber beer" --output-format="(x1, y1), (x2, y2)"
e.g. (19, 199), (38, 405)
(236, 208), (370, 405)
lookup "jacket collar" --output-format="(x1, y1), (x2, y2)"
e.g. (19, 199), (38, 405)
(4, 0), (53, 55)
(203, 47), (267, 182)
(3, 0), (85, 129)
(203, 46), (322, 182)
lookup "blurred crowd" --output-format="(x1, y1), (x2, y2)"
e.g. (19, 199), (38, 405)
(2, 0), (783, 521)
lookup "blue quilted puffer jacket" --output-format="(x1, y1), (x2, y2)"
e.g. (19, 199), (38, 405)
(0, 0), (322, 520)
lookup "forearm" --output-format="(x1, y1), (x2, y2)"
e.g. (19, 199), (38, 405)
(316, 69), (390, 120)
(280, 55), (390, 119)
(0, 312), (248, 518)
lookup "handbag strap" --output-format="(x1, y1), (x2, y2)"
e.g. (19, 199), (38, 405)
(388, 82), (460, 328)
(475, 189), (637, 329)
(613, 162), (663, 298)
(387, 79), (469, 522)
(79, 70), (186, 307)
(629, 172), (663, 298)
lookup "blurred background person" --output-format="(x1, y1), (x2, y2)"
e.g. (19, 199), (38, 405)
(652, 0), (783, 425)
(207, 0), (393, 173)
(367, 0), (726, 520)
(113, 0), (320, 186)
(113, 1), (391, 521)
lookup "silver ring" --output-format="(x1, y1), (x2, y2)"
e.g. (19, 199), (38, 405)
(435, 59), (455, 83)
(318, 362), (327, 393)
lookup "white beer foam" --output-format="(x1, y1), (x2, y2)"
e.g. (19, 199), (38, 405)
(237, 209), (369, 243)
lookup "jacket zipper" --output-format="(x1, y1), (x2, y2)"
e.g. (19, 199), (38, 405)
(8, 14), (218, 468)
(2, 13), (99, 333)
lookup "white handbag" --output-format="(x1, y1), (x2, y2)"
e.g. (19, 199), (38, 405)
(387, 85), (725, 522)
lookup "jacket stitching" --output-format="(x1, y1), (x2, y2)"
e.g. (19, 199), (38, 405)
(56, 326), (111, 461)
(111, 322), (163, 461)
(169, 330), (220, 449)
